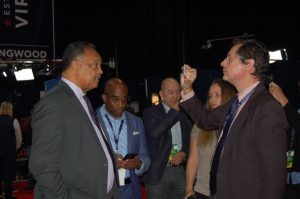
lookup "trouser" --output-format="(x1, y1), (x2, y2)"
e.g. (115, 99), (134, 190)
(284, 183), (300, 199)
(146, 166), (185, 199)
(0, 181), (13, 198)
(194, 192), (209, 199)
(0, 150), (16, 198)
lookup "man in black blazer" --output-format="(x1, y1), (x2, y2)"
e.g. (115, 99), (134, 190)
(269, 81), (300, 199)
(142, 78), (192, 199)
(180, 39), (288, 199)
(29, 41), (120, 199)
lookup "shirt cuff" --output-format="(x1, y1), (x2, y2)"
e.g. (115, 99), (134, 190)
(180, 90), (195, 102)
(135, 159), (144, 176)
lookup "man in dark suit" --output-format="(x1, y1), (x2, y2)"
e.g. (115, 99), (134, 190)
(29, 41), (120, 199)
(96, 78), (150, 199)
(180, 39), (288, 199)
(269, 81), (300, 199)
(142, 78), (193, 199)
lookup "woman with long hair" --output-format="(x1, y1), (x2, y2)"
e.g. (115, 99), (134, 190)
(185, 79), (236, 199)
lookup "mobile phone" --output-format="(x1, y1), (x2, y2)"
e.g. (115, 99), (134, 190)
(123, 153), (137, 160)
(183, 64), (187, 77)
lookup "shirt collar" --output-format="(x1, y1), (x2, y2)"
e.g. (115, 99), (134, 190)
(61, 77), (85, 98)
(162, 102), (171, 113)
(237, 81), (260, 102)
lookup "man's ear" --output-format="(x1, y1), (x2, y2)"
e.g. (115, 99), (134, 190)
(245, 59), (255, 73)
(71, 60), (79, 71)
(159, 90), (163, 101)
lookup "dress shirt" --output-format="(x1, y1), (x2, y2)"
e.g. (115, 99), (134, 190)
(162, 102), (182, 151)
(288, 172), (300, 184)
(99, 105), (128, 157)
(180, 90), (195, 102)
(61, 78), (114, 192)
(217, 81), (260, 142)
(99, 105), (146, 177)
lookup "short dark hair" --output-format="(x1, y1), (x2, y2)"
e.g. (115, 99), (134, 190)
(233, 39), (270, 80)
(61, 41), (96, 71)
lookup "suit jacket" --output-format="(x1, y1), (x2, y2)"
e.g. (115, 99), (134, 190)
(284, 102), (300, 171)
(180, 83), (288, 199)
(97, 109), (151, 199)
(141, 103), (193, 185)
(29, 81), (120, 199)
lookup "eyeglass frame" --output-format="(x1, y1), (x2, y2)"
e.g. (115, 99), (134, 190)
(225, 54), (248, 64)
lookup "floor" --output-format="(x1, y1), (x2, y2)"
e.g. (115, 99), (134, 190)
(9, 181), (33, 199)
(10, 181), (147, 199)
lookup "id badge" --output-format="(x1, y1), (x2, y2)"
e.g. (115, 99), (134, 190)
(169, 144), (179, 161)
(118, 168), (126, 186)
(287, 150), (294, 168)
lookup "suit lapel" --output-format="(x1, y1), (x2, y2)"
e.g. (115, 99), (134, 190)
(158, 104), (167, 118)
(125, 112), (133, 152)
(221, 83), (265, 159)
(98, 114), (116, 151)
(60, 81), (104, 149)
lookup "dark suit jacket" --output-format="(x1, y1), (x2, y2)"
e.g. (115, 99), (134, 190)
(29, 81), (120, 199)
(97, 110), (151, 199)
(180, 83), (288, 199)
(284, 102), (300, 171)
(141, 103), (192, 185)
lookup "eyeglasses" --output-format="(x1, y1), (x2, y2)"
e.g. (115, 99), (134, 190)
(225, 54), (247, 64)
(106, 95), (130, 104)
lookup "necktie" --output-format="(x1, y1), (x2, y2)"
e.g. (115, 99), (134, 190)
(83, 96), (117, 173)
(83, 95), (101, 129)
(210, 97), (239, 195)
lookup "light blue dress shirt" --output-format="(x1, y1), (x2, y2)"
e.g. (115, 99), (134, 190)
(162, 102), (182, 151)
(99, 105), (128, 157)
(99, 105), (133, 178)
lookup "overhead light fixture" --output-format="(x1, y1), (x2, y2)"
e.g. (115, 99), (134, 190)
(269, 49), (288, 63)
(14, 68), (34, 81)
(202, 32), (255, 50)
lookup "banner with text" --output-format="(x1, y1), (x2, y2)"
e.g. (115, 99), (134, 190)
(0, 0), (54, 60)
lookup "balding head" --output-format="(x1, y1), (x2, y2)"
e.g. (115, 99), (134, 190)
(61, 41), (103, 93)
(161, 78), (180, 90)
(102, 78), (129, 118)
(159, 78), (181, 107)
(104, 78), (128, 94)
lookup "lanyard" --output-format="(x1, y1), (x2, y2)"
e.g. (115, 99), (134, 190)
(105, 114), (124, 151)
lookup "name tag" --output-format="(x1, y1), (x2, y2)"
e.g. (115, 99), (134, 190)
(287, 150), (294, 169)
(118, 168), (126, 186)
(169, 144), (178, 161)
